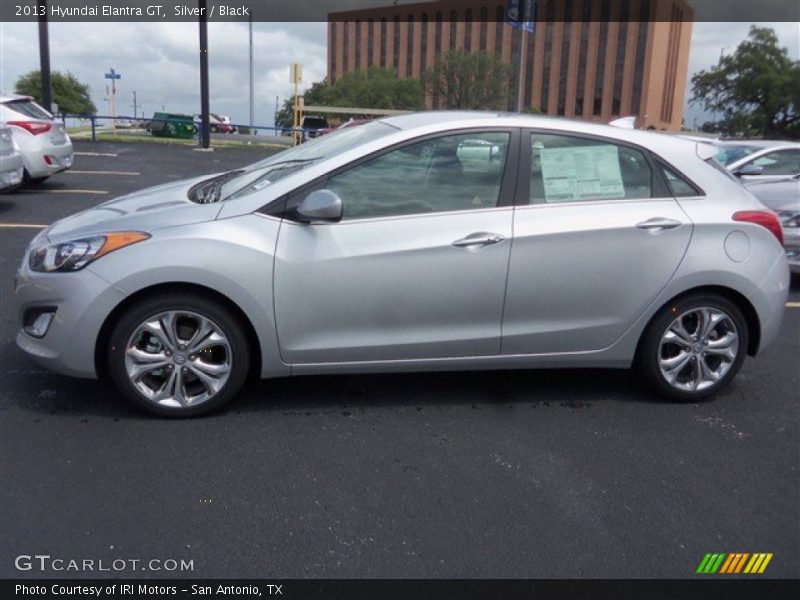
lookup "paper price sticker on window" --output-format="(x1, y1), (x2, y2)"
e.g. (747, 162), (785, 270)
(540, 145), (625, 202)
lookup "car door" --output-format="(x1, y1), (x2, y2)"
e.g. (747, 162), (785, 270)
(501, 130), (693, 355)
(274, 129), (518, 364)
(736, 148), (800, 182)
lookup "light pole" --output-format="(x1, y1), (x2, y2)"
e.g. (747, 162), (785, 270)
(37, 0), (52, 112)
(198, 0), (210, 149)
(249, 14), (254, 128)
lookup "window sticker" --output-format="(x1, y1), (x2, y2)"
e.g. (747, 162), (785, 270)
(539, 145), (625, 201)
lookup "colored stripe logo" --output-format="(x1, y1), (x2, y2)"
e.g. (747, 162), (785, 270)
(696, 553), (773, 574)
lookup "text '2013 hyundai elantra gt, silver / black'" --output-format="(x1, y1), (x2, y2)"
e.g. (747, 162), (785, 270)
(14, 113), (790, 416)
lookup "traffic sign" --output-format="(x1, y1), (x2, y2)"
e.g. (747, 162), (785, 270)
(104, 68), (121, 80)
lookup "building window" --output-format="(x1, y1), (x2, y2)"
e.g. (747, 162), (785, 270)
(407, 15), (414, 76)
(613, 1), (629, 115)
(368, 18), (374, 68)
(480, 7), (488, 51)
(435, 12), (443, 55)
(330, 23), (337, 81)
(541, 2), (555, 112)
(557, 1), (573, 116)
(465, 9), (473, 51)
(343, 21), (349, 72)
(394, 17), (401, 72)
(355, 20), (362, 70)
(421, 13), (429, 72)
(593, 1), (611, 116)
(575, 0), (591, 115)
(380, 18), (387, 67)
(631, 0), (650, 117)
(495, 5), (504, 56)
(450, 10), (458, 49)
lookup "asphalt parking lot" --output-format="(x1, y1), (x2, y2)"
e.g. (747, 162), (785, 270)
(0, 140), (798, 579)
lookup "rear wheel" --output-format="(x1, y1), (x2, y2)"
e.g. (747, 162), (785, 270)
(107, 293), (250, 417)
(638, 294), (748, 401)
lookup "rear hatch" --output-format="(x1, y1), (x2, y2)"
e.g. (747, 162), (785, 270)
(2, 98), (66, 144)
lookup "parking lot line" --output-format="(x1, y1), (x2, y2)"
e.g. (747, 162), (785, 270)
(73, 151), (118, 157)
(786, 302), (800, 308)
(17, 189), (109, 195)
(66, 170), (140, 176)
(0, 223), (47, 229)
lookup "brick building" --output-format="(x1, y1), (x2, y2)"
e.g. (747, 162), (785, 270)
(327, 0), (693, 130)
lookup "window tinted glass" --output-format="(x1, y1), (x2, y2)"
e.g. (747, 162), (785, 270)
(715, 145), (760, 166)
(529, 133), (652, 203)
(660, 163), (701, 197)
(750, 149), (800, 175)
(328, 131), (510, 220)
(5, 99), (52, 120)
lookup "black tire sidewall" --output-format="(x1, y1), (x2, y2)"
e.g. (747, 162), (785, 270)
(638, 294), (749, 402)
(107, 293), (250, 417)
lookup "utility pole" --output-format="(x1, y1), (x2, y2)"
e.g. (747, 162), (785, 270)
(198, 0), (211, 149)
(37, 0), (53, 112)
(131, 91), (141, 120)
(249, 14), (254, 128)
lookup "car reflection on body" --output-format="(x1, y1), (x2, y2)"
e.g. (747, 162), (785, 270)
(13, 112), (789, 416)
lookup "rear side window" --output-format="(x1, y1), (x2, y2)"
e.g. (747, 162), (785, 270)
(658, 162), (702, 197)
(529, 133), (653, 204)
(4, 99), (52, 120)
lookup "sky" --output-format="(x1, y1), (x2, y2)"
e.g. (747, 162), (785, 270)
(0, 19), (797, 129)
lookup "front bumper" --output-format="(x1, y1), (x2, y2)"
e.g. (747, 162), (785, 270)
(14, 258), (126, 378)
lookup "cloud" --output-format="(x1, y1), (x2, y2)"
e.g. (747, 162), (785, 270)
(1, 20), (797, 130)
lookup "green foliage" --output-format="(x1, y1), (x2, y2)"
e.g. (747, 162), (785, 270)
(690, 26), (800, 139)
(422, 50), (514, 110)
(275, 68), (424, 130)
(15, 70), (97, 115)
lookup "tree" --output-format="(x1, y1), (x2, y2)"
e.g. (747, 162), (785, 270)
(15, 70), (97, 115)
(690, 26), (800, 139)
(423, 50), (514, 110)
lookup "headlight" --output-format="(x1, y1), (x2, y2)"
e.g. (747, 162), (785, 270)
(776, 210), (799, 228)
(29, 231), (150, 272)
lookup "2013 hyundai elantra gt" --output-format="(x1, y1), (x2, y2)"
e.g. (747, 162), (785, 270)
(13, 113), (789, 416)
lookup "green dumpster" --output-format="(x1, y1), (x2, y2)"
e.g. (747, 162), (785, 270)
(149, 112), (195, 139)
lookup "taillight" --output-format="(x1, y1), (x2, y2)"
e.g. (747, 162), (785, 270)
(733, 210), (784, 246)
(7, 120), (52, 135)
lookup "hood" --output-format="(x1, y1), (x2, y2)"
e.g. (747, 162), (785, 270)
(46, 174), (225, 243)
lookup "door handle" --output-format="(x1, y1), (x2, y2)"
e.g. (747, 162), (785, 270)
(635, 217), (682, 231)
(452, 232), (506, 248)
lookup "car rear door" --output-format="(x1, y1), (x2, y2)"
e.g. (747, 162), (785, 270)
(501, 130), (693, 355)
(274, 129), (518, 364)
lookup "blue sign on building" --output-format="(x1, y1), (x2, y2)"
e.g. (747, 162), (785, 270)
(506, 0), (535, 34)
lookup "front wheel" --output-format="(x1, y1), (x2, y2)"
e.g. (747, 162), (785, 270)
(107, 293), (250, 417)
(638, 294), (748, 401)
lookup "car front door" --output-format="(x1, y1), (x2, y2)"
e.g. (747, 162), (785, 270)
(501, 130), (693, 355)
(274, 129), (518, 364)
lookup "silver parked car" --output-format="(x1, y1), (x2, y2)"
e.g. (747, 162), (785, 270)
(0, 121), (24, 192)
(0, 94), (73, 182)
(745, 174), (800, 274)
(14, 113), (790, 416)
(715, 140), (800, 182)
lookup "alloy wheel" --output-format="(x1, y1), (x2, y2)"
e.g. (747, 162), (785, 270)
(658, 306), (739, 392)
(124, 310), (232, 408)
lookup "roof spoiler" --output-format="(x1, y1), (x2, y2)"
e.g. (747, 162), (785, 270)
(695, 141), (718, 160)
(608, 116), (636, 129)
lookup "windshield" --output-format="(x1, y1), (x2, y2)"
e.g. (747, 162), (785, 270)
(715, 145), (762, 166)
(219, 120), (397, 200)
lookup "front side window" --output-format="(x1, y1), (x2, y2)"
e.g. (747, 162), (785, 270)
(328, 131), (510, 220)
(748, 149), (800, 176)
(529, 133), (653, 204)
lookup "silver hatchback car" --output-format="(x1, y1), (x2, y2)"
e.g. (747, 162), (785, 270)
(14, 113), (790, 416)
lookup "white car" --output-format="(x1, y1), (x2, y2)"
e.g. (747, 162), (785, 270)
(716, 140), (800, 182)
(0, 122), (24, 192)
(0, 94), (73, 182)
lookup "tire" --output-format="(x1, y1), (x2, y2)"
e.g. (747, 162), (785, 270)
(107, 292), (251, 417)
(637, 294), (748, 402)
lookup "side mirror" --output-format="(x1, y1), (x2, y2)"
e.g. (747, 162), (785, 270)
(735, 164), (764, 177)
(296, 189), (343, 223)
